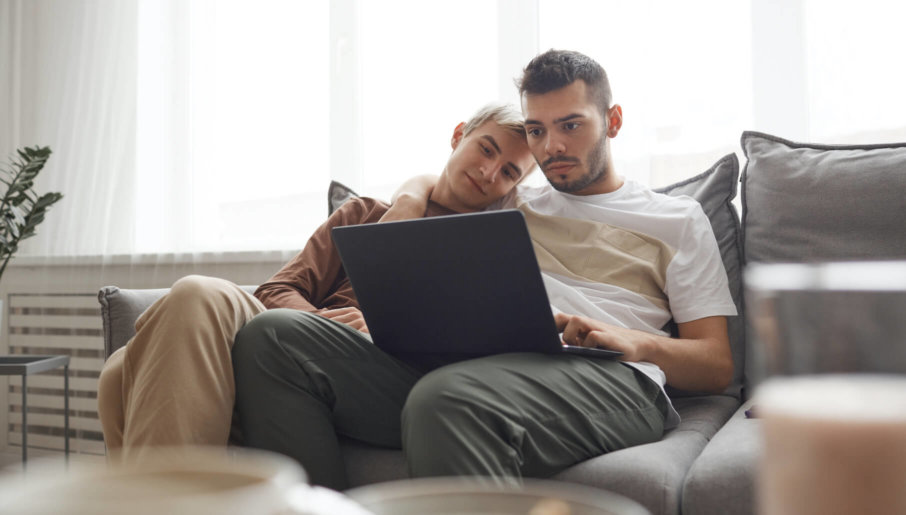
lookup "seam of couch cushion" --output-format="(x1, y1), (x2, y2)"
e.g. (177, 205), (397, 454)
(741, 130), (906, 152)
(98, 286), (118, 361)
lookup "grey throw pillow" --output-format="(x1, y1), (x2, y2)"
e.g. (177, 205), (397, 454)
(655, 154), (744, 398)
(328, 180), (359, 216)
(741, 131), (906, 263)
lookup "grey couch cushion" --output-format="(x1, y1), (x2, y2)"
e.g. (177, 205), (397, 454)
(741, 131), (906, 263)
(682, 400), (761, 515)
(655, 154), (744, 399)
(328, 180), (359, 216)
(338, 394), (739, 515)
(341, 438), (410, 488)
(554, 395), (739, 515)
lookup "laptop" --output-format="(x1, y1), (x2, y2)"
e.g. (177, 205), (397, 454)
(331, 209), (622, 360)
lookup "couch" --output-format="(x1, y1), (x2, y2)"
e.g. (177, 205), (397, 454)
(98, 131), (906, 515)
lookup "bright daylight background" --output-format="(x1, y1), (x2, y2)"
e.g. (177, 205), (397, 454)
(1, 0), (905, 257)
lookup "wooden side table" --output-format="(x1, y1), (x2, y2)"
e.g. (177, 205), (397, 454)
(0, 355), (70, 465)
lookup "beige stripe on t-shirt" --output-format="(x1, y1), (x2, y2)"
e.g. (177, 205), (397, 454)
(518, 204), (675, 311)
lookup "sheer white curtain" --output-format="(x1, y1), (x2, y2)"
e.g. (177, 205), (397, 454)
(1, 0), (138, 257)
(2, 0), (334, 257)
(538, 0), (906, 186)
(539, 0), (754, 186)
(135, 0), (331, 253)
(2, 0), (905, 258)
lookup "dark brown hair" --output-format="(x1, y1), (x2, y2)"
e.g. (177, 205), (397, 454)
(517, 49), (612, 116)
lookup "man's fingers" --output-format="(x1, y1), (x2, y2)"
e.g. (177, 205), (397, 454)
(331, 313), (356, 324)
(585, 330), (609, 349)
(319, 307), (370, 334)
(561, 318), (585, 347)
(321, 307), (357, 317)
(554, 312), (570, 331)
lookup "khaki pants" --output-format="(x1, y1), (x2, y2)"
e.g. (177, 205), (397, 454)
(97, 275), (265, 461)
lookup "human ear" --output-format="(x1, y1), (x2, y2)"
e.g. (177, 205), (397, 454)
(451, 122), (466, 149)
(606, 105), (623, 137)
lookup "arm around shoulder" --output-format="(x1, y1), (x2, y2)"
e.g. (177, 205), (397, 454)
(380, 174), (437, 222)
(255, 197), (388, 310)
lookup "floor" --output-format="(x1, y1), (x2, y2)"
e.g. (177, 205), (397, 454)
(0, 446), (105, 477)
(0, 447), (107, 511)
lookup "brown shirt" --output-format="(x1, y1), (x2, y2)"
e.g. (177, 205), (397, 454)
(254, 196), (456, 312)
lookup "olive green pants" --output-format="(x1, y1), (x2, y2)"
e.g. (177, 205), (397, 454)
(232, 309), (667, 490)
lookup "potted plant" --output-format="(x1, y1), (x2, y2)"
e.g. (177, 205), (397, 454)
(0, 146), (63, 283)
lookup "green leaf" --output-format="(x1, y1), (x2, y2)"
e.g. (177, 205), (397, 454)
(0, 145), (62, 283)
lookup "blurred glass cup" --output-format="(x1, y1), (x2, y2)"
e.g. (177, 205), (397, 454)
(745, 261), (906, 515)
(0, 446), (370, 515)
(745, 261), (906, 383)
(347, 477), (651, 515)
(757, 375), (906, 515)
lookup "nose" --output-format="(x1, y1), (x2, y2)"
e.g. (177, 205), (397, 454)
(479, 160), (503, 183)
(544, 133), (566, 156)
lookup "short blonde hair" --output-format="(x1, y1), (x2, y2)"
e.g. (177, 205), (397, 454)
(461, 103), (526, 139)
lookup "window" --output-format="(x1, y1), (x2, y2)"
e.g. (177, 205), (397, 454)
(803, 0), (906, 143)
(8, 0), (905, 257)
(136, 0), (331, 252)
(538, 0), (753, 186)
(360, 1), (500, 200)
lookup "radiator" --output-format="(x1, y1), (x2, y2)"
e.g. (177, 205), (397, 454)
(6, 293), (106, 455)
(1, 252), (289, 457)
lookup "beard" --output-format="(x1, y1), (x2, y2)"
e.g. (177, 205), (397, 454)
(545, 131), (609, 193)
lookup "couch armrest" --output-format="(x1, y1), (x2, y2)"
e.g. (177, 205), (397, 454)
(98, 286), (171, 359)
(98, 284), (260, 359)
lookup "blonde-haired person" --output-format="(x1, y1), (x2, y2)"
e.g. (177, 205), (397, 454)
(97, 102), (536, 461)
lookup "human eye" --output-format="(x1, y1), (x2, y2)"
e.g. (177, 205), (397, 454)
(479, 143), (493, 156)
(503, 165), (521, 181)
(526, 127), (543, 137)
(563, 121), (580, 131)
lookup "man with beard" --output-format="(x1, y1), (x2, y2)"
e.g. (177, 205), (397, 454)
(232, 50), (736, 487)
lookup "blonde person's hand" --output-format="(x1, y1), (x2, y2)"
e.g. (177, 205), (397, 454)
(379, 174), (437, 222)
(554, 312), (646, 362)
(319, 307), (369, 333)
(379, 191), (431, 222)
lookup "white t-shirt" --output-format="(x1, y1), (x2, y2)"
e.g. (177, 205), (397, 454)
(507, 181), (738, 428)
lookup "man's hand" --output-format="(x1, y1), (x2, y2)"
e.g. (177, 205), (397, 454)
(555, 313), (647, 362)
(556, 312), (733, 393)
(318, 307), (369, 333)
(379, 174), (437, 222)
(379, 191), (432, 222)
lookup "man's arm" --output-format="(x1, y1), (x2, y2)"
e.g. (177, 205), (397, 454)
(556, 313), (733, 393)
(378, 174), (438, 222)
(255, 197), (390, 332)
